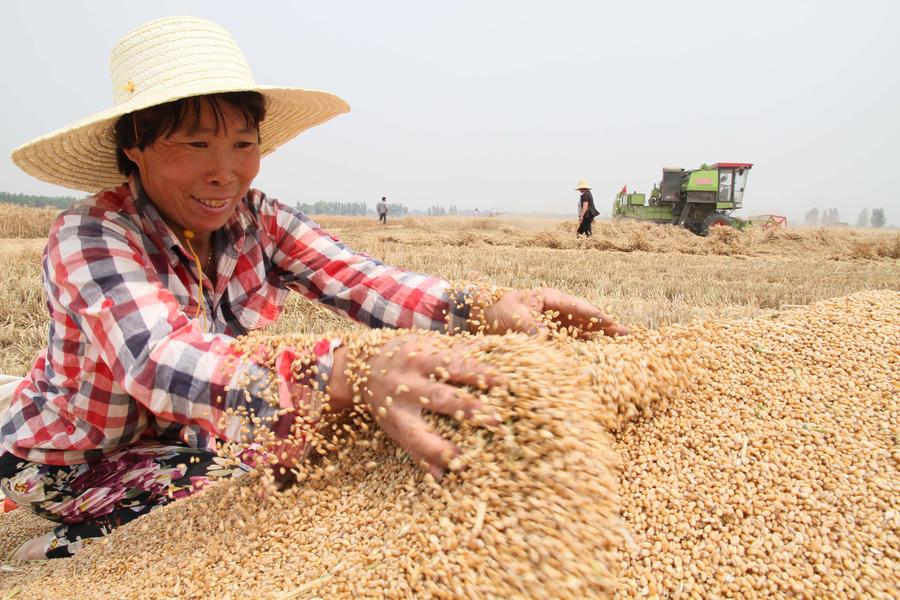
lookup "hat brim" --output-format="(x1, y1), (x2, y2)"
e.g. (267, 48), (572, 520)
(11, 85), (350, 193)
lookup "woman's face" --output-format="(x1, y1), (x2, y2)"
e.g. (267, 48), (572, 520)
(123, 100), (261, 235)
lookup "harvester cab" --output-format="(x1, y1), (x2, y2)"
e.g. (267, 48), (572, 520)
(712, 163), (752, 211)
(672, 162), (753, 233)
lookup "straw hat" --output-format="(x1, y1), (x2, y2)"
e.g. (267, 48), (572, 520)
(10, 16), (351, 193)
(575, 179), (591, 190)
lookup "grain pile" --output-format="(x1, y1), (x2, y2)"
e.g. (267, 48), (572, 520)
(0, 291), (896, 599)
(575, 327), (701, 432)
(613, 290), (899, 598)
(0, 509), (54, 561)
(1, 329), (688, 599)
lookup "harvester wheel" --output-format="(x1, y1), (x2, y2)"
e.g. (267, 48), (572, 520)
(701, 214), (733, 236)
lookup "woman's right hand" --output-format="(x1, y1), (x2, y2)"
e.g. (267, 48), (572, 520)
(329, 334), (499, 481)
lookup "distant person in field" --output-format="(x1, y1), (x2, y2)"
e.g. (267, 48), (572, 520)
(378, 196), (388, 224)
(576, 179), (599, 236)
(0, 16), (627, 560)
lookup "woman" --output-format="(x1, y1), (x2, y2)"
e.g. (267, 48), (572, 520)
(0, 16), (625, 560)
(576, 179), (599, 236)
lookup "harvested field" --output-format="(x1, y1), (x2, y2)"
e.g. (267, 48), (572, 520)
(0, 213), (897, 598)
(1, 215), (898, 375)
(2, 204), (899, 255)
(314, 215), (900, 260)
(0, 204), (61, 238)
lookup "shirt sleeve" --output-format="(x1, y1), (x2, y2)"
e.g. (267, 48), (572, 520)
(46, 209), (336, 445)
(252, 192), (471, 332)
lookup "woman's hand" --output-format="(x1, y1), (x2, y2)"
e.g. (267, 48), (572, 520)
(480, 287), (628, 339)
(328, 334), (499, 481)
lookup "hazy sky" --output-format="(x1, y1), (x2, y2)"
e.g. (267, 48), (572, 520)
(2, 1), (898, 224)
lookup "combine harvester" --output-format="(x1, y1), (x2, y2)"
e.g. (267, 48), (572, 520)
(612, 162), (786, 235)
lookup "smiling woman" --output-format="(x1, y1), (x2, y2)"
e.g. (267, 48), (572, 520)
(0, 15), (625, 561)
(117, 94), (264, 269)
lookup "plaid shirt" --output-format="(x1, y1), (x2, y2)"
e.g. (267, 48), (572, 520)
(0, 177), (468, 466)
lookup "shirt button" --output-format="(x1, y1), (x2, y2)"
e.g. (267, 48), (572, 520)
(66, 424), (75, 434)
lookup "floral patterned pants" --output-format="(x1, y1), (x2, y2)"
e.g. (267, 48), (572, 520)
(0, 442), (255, 558)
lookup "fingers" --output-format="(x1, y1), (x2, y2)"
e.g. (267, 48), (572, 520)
(538, 288), (600, 322)
(420, 343), (502, 390)
(603, 322), (631, 337)
(504, 309), (547, 336)
(538, 288), (630, 337)
(379, 405), (457, 481)
(364, 336), (503, 481)
(479, 288), (628, 338)
(381, 336), (501, 391)
(581, 314), (630, 338)
(479, 290), (544, 336)
(416, 380), (496, 423)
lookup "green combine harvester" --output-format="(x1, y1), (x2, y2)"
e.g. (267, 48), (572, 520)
(612, 162), (753, 235)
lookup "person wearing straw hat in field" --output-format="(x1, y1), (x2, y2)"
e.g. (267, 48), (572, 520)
(575, 179), (599, 236)
(0, 16), (627, 560)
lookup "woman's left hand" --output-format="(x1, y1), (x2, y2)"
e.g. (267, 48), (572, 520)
(479, 288), (629, 339)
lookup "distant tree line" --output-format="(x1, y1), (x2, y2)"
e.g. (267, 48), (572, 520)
(296, 201), (366, 215)
(427, 205), (459, 216)
(855, 208), (887, 228)
(804, 207), (886, 228)
(0, 191), (78, 209)
(296, 201), (409, 216)
(384, 203), (408, 216)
